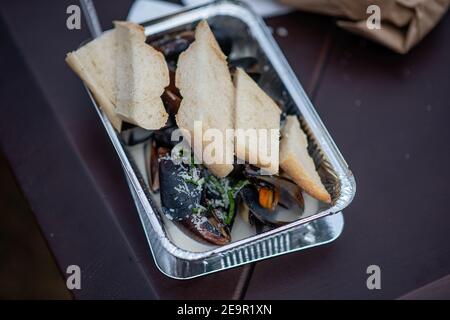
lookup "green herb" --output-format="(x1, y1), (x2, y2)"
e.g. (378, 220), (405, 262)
(206, 175), (225, 194)
(225, 190), (235, 225)
(233, 180), (250, 194)
(224, 180), (249, 225)
(204, 175), (251, 226)
(185, 178), (198, 186)
(192, 206), (206, 215)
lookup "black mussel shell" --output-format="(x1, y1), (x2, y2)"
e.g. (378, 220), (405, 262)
(181, 210), (231, 246)
(152, 125), (179, 149)
(159, 158), (202, 221)
(240, 186), (290, 227)
(122, 126), (152, 146)
(211, 27), (232, 56)
(240, 166), (305, 226)
(150, 31), (195, 62)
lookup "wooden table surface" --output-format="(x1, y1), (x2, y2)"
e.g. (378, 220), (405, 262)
(0, 0), (449, 299)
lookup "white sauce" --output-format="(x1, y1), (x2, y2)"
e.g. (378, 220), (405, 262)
(127, 141), (320, 252)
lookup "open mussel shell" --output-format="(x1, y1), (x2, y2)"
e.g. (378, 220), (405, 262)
(240, 186), (290, 227)
(238, 196), (267, 234)
(158, 158), (231, 245)
(241, 166), (305, 226)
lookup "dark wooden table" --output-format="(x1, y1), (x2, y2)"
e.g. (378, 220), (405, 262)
(0, 0), (449, 299)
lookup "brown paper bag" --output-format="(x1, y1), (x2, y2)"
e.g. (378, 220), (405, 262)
(280, 0), (449, 53)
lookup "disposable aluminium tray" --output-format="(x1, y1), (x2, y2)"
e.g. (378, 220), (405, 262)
(84, 0), (356, 279)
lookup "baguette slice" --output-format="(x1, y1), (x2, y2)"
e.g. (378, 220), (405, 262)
(234, 68), (281, 175)
(66, 30), (122, 130)
(280, 116), (331, 203)
(65, 21), (169, 131)
(175, 20), (234, 177)
(114, 21), (169, 130)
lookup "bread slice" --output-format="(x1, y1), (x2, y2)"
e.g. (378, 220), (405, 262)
(65, 21), (169, 131)
(234, 68), (281, 175)
(66, 30), (122, 130)
(280, 116), (331, 203)
(114, 21), (169, 130)
(175, 20), (234, 177)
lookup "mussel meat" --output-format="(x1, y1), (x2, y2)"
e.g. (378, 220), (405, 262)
(162, 88), (181, 117)
(240, 166), (305, 227)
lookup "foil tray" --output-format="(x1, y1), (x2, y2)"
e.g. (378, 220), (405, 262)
(85, 0), (356, 279)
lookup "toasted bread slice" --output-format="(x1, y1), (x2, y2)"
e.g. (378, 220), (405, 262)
(65, 21), (169, 131)
(234, 68), (281, 174)
(114, 21), (169, 130)
(280, 116), (331, 203)
(175, 20), (234, 177)
(66, 30), (122, 130)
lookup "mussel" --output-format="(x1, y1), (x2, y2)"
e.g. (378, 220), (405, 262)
(150, 26), (232, 62)
(144, 139), (169, 193)
(158, 157), (231, 245)
(240, 166), (305, 227)
(151, 125), (179, 149)
(183, 209), (231, 246)
(150, 26), (232, 66)
(150, 30), (195, 62)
